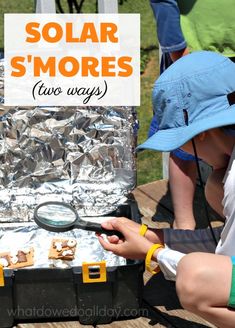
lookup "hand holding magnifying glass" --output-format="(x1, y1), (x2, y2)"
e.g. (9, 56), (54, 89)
(34, 201), (123, 239)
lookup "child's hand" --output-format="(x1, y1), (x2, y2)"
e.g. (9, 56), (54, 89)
(101, 216), (164, 245)
(97, 218), (153, 260)
(101, 217), (141, 244)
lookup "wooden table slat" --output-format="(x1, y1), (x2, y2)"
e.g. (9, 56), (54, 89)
(17, 322), (92, 328)
(137, 180), (223, 228)
(96, 317), (163, 328)
(132, 188), (173, 228)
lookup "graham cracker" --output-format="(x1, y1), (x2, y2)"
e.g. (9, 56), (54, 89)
(48, 238), (77, 261)
(0, 247), (34, 269)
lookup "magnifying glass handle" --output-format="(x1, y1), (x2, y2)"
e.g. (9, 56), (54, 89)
(83, 222), (123, 239)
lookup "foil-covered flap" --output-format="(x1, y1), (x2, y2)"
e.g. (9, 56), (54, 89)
(0, 60), (137, 222)
(0, 224), (126, 268)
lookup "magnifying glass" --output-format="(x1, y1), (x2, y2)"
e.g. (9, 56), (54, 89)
(34, 201), (123, 238)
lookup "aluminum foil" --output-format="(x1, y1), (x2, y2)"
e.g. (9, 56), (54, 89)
(0, 60), (138, 222)
(0, 223), (126, 268)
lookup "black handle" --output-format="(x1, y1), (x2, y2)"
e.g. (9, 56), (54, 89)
(80, 221), (123, 239)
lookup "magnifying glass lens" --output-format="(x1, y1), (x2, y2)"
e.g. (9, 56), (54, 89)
(36, 204), (77, 226)
(34, 202), (123, 238)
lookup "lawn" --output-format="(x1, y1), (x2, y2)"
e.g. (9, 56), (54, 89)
(0, 0), (163, 186)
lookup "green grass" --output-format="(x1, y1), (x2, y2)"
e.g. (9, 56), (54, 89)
(0, 0), (158, 52)
(0, 0), (162, 185)
(137, 50), (162, 185)
(0, 0), (34, 51)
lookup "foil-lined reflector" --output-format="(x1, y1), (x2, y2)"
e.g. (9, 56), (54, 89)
(0, 60), (137, 221)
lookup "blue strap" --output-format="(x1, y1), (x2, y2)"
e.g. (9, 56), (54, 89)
(231, 256), (235, 265)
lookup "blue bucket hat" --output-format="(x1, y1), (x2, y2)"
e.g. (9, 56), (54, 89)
(137, 51), (235, 152)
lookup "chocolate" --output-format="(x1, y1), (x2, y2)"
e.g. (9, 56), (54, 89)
(17, 251), (27, 263)
(62, 241), (68, 248)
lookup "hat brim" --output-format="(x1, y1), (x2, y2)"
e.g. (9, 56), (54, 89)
(137, 105), (235, 152)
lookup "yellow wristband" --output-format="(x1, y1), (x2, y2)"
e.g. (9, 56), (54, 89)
(0, 264), (4, 287)
(139, 224), (148, 237)
(145, 243), (164, 275)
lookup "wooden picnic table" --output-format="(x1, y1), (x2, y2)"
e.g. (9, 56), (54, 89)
(16, 179), (223, 328)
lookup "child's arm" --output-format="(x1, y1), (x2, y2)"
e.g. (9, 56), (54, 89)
(150, 0), (187, 55)
(97, 218), (185, 281)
